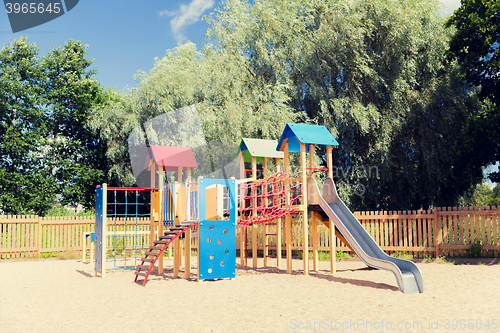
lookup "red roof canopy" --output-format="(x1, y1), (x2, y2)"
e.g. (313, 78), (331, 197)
(145, 145), (198, 172)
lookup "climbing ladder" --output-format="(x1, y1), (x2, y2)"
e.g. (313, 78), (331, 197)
(263, 219), (281, 266)
(134, 221), (198, 286)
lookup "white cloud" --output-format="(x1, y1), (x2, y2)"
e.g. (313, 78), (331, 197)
(159, 0), (215, 41)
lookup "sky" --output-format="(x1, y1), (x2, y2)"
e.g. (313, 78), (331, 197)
(1, 0), (463, 91)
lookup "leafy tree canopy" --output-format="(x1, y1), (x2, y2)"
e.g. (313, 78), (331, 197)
(92, 0), (485, 210)
(0, 37), (108, 215)
(447, 0), (500, 182)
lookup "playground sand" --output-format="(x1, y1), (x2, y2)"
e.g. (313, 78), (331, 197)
(1, 258), (499, 333)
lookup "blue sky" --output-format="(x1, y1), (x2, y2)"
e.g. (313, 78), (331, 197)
(1, 0), (462, 91)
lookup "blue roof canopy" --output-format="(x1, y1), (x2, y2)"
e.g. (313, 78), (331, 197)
(276, 123), (339, 152)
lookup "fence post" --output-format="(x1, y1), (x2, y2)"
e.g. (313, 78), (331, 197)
(434, 208), (441, 258)
(36, 216), (41, 259)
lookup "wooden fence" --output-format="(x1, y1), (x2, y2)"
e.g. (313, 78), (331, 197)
(0, 215), (94, 259)
(234, 206), (500, 258)
(2, 206), (499, 259)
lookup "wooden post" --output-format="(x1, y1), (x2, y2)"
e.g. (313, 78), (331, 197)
(263, 211), (268, 266)
(101, 183), (107, 278)
(326, 144), (336, 272)
(158, 168), (164, 274)
(329, 218), (336, 273)
(284, 142), (292, 274)
(326, 145), (333, 179)
(173, 237), (180, 278)
(277, 218), (282, 268)
(263, 157), (268, 266)
(275, 157), (281, 268)
(434, 208), (441, 258)
(150, 165), (156, 247)
(184, 227), (191, 279)
(36, 216), (41, 259)
(311, 211), (318, 272)
(252, 156), (258, 268)
(239, 152), (246, 266)
(301, 142), (309, 275)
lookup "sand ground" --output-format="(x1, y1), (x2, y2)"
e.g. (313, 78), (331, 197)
(1, 257), (499, 333)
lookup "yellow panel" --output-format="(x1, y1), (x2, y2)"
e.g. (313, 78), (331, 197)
(205, 187), (218, 220)
(177, 187), (186, 222)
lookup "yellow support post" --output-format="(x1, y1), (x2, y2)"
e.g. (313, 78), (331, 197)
(275, 157), (281, 268)
(252, 156), (258, 268)
(150, 166), (156, 247)
(329, 218), (336, 273)
(239, 153), (246, 266)
(312, 212), (318, 272)
(301, 142), (309, 275)
(326, 145), (336, 273)
(184, 227), (191, 279)
(158, 168), (164, 274)
(173, 237), (180, 278)
(284, 142), (292, 274)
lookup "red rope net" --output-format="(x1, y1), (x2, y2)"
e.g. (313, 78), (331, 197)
(238, 172), (302, 226)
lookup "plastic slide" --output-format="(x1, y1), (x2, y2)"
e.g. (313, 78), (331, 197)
(307, 177), (424, 294)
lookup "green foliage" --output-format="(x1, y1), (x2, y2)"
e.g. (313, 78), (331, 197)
(45, 204), (95, 217)
(91, 41), (296, 186)
(458, 182), (500, 207)
(204, 0), (481, 210)
(392, 251), (413, 260)
(488, 184), (500, 207)
(447, 0), (500, 183)
(446, 0), (500, 105)
(465, 239), (483, 258)
(0, 37), (108, 215)
(90, 0), (487, 211)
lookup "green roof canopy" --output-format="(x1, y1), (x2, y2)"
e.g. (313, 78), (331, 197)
(238, 138), (284, 163)
(277, 123), (339, 153)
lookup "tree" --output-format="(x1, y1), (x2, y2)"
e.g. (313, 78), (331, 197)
(205, 0), (480, 209)
(93, 0), (482, 210)
(40, 39), (109, 209)
(0, 38), (108, 215)
(447, 0), (500, 182)
(90, 42), (296, 186)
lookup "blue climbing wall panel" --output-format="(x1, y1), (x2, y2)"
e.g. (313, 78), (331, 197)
(198, 179), (236, 280)
(94, 186), (104, 275)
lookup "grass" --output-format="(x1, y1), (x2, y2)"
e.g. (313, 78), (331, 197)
(40, 250), (81, 260)
(391, 251), (414, 260)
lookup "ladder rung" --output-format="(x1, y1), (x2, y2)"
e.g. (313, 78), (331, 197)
(145, 251), (158, 257)
(149, 246), (163, 251)
(155, 240), (168, 245)
(159, 235), (174, 240)
(266, 234), (277, 236)
(142, 258), (154, 263)
(137, 265), (151, 270)
(134, 271), (147, 277)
